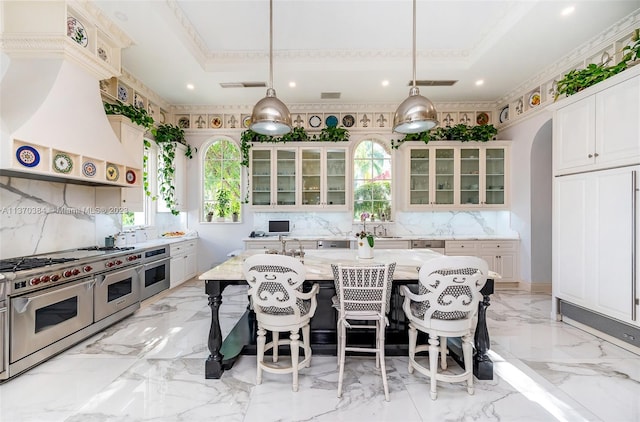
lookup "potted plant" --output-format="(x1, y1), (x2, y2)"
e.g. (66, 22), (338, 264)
(231, 200), (241, 222)
(205, 202), (215, 222)
(215, 186), (231, 221)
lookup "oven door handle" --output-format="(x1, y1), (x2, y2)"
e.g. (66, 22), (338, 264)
(13, 297), (31, 314)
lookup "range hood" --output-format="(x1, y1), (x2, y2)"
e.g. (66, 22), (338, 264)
(0, 1), (140, 187)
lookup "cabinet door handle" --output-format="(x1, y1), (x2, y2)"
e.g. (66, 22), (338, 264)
(594, 152), (599, 157)
(588, 154), (593, 158)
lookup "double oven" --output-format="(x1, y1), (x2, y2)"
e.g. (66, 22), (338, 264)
(0, 247), (144, 380)
(141, 246), (170, 301)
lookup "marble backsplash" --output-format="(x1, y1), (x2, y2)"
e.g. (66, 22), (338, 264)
(0, 177), (185, 258)
(253, 210), (518, 239)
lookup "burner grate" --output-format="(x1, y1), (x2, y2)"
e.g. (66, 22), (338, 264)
(0, 257), (79, 272)
(77, 246), (134, 251)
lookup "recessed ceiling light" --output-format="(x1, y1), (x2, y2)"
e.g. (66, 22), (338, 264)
(475, 79), (484, 86)
(381, 80), (389, 87)
(289, 81), (296, 88)
(186, 84), (195, 90)
(561, 6), (575, 16)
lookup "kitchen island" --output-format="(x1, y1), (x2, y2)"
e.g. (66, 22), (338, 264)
(200, 249), (495, 380)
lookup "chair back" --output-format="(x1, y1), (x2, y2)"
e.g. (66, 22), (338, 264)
(243, 254), (309, 318)
(331, 263), (395, 315)
(416, 256), (488, 321)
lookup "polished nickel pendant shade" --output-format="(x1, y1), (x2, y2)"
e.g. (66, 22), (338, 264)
(250, 0), (292, 136)
(393, 0), (438, 134)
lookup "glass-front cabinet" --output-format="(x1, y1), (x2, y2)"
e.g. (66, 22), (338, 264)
(407, 141), (509, 209)
(250, 144), (348, 210)
(300, 147), (348, 210)
(250, 147), (297, 208)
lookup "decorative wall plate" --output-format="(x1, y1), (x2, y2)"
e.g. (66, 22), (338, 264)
(159, 111), (166, 123)
(67, 17), (88, 47)
(134, 93), (145, 109)
(16, 145), (40, 167)
(528, 91), (541, 107)
(325, 115), (339, 127)
(53, 153), (73, 174)
(126, 170), (136, 184)
(117, 85), (128, 102)
(178, 117), (190, 129)
(242, 115), (251, 128)
(210, 116), (222, 128)
(342, 114), (355, 128)
(106, 164), (119, 181)
(82, 161), (97, 177)
(309, 115), (322, 128)
(499, 106), (509, 123)
(476, 112), (489, 126)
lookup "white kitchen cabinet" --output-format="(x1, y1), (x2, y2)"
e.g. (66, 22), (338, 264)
(158, 143), (188, 212)
(374, 239), (411, 249)
(170, 239), (198, 288)
(552, 67), (640, 175)
(250, 147), (298, 208)
(445, 239), (519, 284)
(553, 167), (640, 326)
(300, 147), (348, 210)
(407, 141), (509, 209)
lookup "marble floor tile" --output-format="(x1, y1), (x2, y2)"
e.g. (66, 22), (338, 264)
(0, 279), (638, 422)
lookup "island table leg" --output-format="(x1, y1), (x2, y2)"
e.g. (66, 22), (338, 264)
(205, 280), (225, 379)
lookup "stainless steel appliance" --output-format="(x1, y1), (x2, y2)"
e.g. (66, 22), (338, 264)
(0, 246), (143, 380)
(0, 275), (6, 380)
(411, 239), (445, 254)
(141, 246), (170, 301)
(317, 240), (351, 249)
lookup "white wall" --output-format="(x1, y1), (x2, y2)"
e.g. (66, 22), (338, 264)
(499, 111), (553, 285)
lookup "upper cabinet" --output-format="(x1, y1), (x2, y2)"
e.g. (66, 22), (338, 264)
(250, 144), (350, 210)
(300, 147), (349, 210)
(552, 65), (640, 175)
(406, 141), (509, 209)
(250, 147), (298, 209)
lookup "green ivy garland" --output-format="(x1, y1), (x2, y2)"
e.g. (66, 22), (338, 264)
(103, 101), (196, 215)
(390, 124), (498, 149)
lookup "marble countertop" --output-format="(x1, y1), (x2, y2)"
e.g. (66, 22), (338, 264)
(201, 248), (443, 281)
(242, 234), (519, 242)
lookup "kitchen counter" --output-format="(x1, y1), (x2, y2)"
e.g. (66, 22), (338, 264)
(242, 234), (519, 242)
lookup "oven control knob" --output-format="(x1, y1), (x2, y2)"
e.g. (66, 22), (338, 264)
(41, 275), (51, 283)
(51, 274), (60, 282)
(127, 255), (136, 261)
(115, 260), (123, 265)
(83, 265), (92, 272)
(72, 268), (80, 275)
(63, 270), (73, 278)
(106, 261), (114, 268)
(29, 277), (41, 285)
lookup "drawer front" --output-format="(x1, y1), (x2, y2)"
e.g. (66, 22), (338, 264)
(478, 241), (518, 252)
(445, 241), (479, 254)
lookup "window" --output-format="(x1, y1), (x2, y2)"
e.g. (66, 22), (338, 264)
(353, 139), (392, 220)
(123, 141), (155, 228)
(202, 138), (242, 222)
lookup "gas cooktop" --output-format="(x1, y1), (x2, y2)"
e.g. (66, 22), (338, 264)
(78, 246), (135, 251)
(0, 257), (79, 272)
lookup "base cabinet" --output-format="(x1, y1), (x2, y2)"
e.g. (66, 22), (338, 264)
(170, 240), (197, 289)
(445, 240), (519, 284)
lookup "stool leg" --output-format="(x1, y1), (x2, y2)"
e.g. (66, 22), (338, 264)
(290, 330), (300, 392)
(428, 333), (439, 400)
(272, 331), (279, 363)
(337, 321), (346, 398)
(256, 326), (266, 385)
(440, 336), (448, 370)
(302, 323), (311, 368)
(378, 320), (389, 402)
(463, 333), (474, 395)
(375, 321), (381, 369)
(408, 324), (417, 374)
(336, 318), (341, 368)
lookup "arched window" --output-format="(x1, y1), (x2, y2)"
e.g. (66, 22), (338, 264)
(202, 138), (242, 222)
(353, 139), (392, 221)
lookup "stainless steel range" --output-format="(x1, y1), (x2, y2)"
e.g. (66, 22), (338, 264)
(0, 246), (144, 381)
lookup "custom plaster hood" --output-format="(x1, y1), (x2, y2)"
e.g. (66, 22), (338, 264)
(0, 0), (140, 187)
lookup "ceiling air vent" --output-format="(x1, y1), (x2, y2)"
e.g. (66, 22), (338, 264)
(410, 80), (458, 87)
(220, 82), (266, 88)
(321, 92), (341, 99)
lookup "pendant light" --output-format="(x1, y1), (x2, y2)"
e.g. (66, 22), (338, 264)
(250, 0), (292, 136)
(393, 0), (438, 134)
